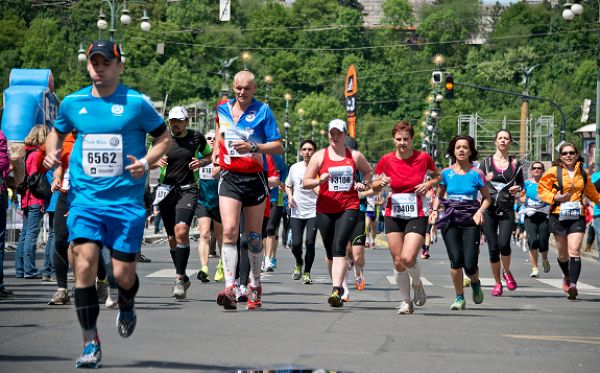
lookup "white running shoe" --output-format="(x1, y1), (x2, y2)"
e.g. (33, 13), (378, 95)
(396, 300), (414, 315)
(412, 282), (427, 306)
(236, 285), (248, 302)
(172, 280), (186, 299)
(105, 291), (118, 309)
(530, 267), (539, 278)
(341, 287), (350, 302)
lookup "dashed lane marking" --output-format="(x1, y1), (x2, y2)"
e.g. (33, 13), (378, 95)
(503, 335), (600, 345)
(385, 276), (433, 286)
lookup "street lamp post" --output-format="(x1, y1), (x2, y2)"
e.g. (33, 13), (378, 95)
(284, 121), (291, 163)
(319, 129), (326, 149)
(311, 119), (318, 139)
(563, 1), (599, 169)
(97, 0), (151, 41)
(264, 75), (272, 106)
(284, 93), (292, 161)
(241, 51), (252, 70)
(80, 0), (150, 62)
(297, 108), (304, 162)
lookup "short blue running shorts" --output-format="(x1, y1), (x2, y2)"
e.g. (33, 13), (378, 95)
(67, 204), (147, 255)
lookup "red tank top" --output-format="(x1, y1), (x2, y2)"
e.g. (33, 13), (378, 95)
(316, 147), (360, 214)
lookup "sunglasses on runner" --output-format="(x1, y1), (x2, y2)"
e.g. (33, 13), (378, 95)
(531, 167), (543, 170)
(561, 151), (576, 156)
(206, 137), (214, 140)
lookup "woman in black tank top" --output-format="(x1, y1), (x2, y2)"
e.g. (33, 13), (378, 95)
(479, 129), (524, 297)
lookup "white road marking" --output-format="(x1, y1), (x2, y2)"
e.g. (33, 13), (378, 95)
(386, 276), (433, 286)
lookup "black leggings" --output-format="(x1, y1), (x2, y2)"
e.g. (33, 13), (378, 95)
(53, 192), (70, 289)
(236, 216), (251, 286)
(290, 217), (317, 272)
(524, 213), (550, 253)
(442, 224), (481, 276)
(482, 208), (514, 263)
(316, 210), (360, 259)
(586, 224), (595, 245)
(265, 205), (283, 237)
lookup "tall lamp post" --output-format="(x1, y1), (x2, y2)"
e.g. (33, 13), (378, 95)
(284, 122), (291, 163)
(284, 93), (292, 162)
(319, 129), (326, 149)
(264, 75), (272, 106)
(563, 1), (600, 170)
(297, 108), (304, 162)
(241, 51), (252, 70)
(97, 0), (150, 41)
(79, 0), (150, 62)
(311, 119), (318, 139)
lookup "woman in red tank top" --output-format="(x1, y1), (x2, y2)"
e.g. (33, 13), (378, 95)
(303, 119), (385, 307)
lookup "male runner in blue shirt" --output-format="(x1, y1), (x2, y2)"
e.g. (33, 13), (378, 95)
(44, 40), (171, 369)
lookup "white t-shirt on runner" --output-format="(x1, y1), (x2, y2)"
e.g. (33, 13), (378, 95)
(286, 161), (317, 219)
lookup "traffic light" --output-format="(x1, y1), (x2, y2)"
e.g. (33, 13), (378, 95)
(581, 98), (592, 123)
(444, 74), (454, 99)
(432, 71), (442, 85)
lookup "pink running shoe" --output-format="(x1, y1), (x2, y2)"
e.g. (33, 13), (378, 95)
(246, 285), (262, 310)
(503, 272), (517, 291)
(491, 283), (503, 296)
(562, 278), (570, 293)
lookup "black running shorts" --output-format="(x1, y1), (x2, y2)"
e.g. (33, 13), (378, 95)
(218, 170), (269, 207)
(158, 185), (198, 237)
(548, 214), (586, 236)
(384, 216), (428, 236)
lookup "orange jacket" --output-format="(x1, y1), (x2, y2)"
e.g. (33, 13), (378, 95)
(537, 162), (600, 214)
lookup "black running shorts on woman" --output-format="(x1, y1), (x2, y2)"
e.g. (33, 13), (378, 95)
(218, 170), (269, 207)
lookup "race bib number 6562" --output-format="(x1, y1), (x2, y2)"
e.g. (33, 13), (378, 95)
(82, 134), (123, 177)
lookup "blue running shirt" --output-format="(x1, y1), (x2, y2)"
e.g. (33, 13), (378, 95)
(524, 179), (549, 210)
(52, 84), (164, 206)
(441, 166), (485, 201)
(217, 98), (281, 173)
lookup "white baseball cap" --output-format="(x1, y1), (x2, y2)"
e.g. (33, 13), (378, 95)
(328, 119), (346, 133)
(168, 106), (188, 120)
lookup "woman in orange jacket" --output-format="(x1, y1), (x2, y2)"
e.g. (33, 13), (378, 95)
(537, 142), (600, 300)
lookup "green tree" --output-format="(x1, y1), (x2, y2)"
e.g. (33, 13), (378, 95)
(382, 0), (414, 26)
(21, 17), (69, 85)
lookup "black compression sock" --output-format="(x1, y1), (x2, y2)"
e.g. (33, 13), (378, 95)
(569, 257), (581, 284)
(557, 258), (570, 279)
(97, 258), (107, 282)
(117, 274), (139, 311)
(75, 286), (99, 342)
(174, 246), (191, 277)
(169, 249), (176, 265)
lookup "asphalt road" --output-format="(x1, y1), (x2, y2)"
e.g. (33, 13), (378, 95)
(1, 233), (599, 373)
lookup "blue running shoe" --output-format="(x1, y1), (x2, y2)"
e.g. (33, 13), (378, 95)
(116, 306), (137, 338)
(271, 257), (277, 269)
(75, 341), (102, 369)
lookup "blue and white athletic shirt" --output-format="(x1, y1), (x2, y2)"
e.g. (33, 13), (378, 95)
(52, 84), (164, 206)
(440, 166), (486, 202)
(217, 98), (281, 173)
(523, 179), (550, 213)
